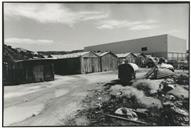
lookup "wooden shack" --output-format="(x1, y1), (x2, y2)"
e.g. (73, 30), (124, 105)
(3, 59), (55, 85)
(3, 45), (54, 85)
(116, 52), (137, 65)
(53, 51), (100, 75)
(134, 53), (147, 67)
(96, 52), (118, 72)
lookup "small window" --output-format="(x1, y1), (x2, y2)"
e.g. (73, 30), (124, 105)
(141, 47), (148, 51)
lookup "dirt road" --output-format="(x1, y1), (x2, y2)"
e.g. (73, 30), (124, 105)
(4, 71), (119, 126)
(4, 68), (188, 126)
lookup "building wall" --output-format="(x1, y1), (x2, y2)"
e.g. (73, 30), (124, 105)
(33, 65), (44, 82)
(81, 52), (100, 73)
(54, 52), (100, 75)
(118, 54), (136, 65)
(3, 60), (54, 85)
(167, 35), (187, 61)
(3, 62), (25, 85)
(43, 64), (54, 81)
(84, 34), (168, 54)
(100, 53), (118, 71)
(126, 54), (136, 63)
(167, 35), (187, 53)
(23, 61), (54, 83)
(135, 55), (147, 67)
(54, 57), (81, 75)
(81, 57), (100, 73)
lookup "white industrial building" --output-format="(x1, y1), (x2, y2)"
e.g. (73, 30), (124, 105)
(84, 34), (187, 61)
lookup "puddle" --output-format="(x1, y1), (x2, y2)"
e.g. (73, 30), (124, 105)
(4, 104), (44, 126)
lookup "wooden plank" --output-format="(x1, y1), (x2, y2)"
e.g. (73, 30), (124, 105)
(103, 113), (148, 125)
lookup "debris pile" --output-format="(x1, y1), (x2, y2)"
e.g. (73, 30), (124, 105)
(174, 73), (189, 85)
(66, 71), (189, 126)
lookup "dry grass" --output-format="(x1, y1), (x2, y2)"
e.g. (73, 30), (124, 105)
(109, 84), (162, 109)
(132, 79), (162, 96)
(167, 85), (188, 99)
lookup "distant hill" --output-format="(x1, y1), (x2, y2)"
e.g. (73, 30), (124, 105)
(3, 44), (84, 62)
(15, 47), (34, 53)
(38, 49), (84, 55)
(3, 44), (44, 62)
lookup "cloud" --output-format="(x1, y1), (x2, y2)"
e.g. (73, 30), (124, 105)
(97, 19), (159, 30)
(97, 20), (142, 29)
(5, 38), (54, 45)
(129, 24), (159, 30)
(4, 3), (109, 26)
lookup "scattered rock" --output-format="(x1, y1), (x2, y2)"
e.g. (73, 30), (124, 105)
(175, 74), (189, 85)
(134, 108), (149, 118)
(24, 98), (28, 102)
(161, 103), (189, 126)
(68, 70), (189, 126)
(32, 114), (36, 117)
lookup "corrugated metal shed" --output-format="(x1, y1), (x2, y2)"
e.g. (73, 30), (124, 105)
(3, 58), (54, 85)
(3, 45), (55, 85)
(51, 52), (90, 59)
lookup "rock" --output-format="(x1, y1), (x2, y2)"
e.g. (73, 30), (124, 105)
(167, 85), (188, 99)
(172, 107), (188, 116)
(134, 108), (149, 113)
(165, 78), (175, 84)
(161, 102), (189, 126)
(115, 107), (138, 121)
(32, 114), (36, 117)
(159, 80), (175, 93)
(163, 101), (174, 106)
(175, 74), (189, 85)
(160, 63), (174, 72)
(134, 108), (149, 118)
(24, 98), (28, 102)
(165, 94), (176, 101)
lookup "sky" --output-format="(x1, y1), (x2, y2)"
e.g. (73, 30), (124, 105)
(4, 3), (189, 51)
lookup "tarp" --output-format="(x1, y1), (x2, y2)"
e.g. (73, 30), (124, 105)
(145, 66), (175, 79)
(160, 63), (174, 70)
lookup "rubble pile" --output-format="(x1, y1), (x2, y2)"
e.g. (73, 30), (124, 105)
(66, 72), (189, 126)
(174, 73), (189, 85)
(132, 79), (161, 96)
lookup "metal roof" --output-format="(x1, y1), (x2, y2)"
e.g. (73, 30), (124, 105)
(95, 52), (110, 57)
(133, 53), (141, 57)
(15, 58), (55, 62)
(116, 53), (132, 58)
(51, 51), (90, 59)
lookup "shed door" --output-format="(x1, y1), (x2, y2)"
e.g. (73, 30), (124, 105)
(91, 57), (100, 72)
(83, 58), (92, 73)
(33, 65), (44, 82)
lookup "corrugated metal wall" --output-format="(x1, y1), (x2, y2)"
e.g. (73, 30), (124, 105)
(3, 61), (54, 85)
(54, 57), (81, 75)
